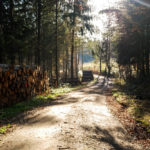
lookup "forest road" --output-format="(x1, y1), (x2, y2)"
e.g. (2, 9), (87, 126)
(0, 77), (143, 150)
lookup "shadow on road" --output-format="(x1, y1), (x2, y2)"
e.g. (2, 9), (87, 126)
(3, 77), (112, 126)
(81, 125), (135, 150)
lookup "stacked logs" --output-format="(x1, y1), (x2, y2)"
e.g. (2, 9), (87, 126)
(0, 65), (50, 107)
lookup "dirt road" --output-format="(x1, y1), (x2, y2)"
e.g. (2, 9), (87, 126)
(0, 77), (143, 150)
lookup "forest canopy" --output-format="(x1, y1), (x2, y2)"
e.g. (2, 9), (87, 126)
(0, 0), (93, 82)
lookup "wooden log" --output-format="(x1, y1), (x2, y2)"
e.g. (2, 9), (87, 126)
(0, 64), (50, 107)
(0, 67), (2, 73)
(17, 69), (22, 75)
(0, 83), (2, 89)
(4, 81), (8, 88)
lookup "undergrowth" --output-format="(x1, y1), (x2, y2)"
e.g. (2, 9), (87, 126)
(0, 84), (83, 121)
(112, 78), (150, 133)
(0, 124), (11, 134)
(0, 79), (97, 134)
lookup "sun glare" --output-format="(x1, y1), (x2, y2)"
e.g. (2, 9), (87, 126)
(88, 0), (120, 40)
(134, 0), (150, 7)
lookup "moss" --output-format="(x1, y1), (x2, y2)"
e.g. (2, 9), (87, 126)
(0, 124), (11, 134)
(113, 93), (119, 98)
(112, 88), (118, 92)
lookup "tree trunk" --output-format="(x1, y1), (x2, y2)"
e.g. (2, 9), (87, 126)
(50, 53), (53, 82)
(105, 37), (108, 76)
(82, 44), (83, 72)
(65, 48), (69, 81)
(0, 1), (2, 24)
(108, 36), (111, 77)
(75, 46), (78, 78)
(145, 25), (149, 76)
(145, 49), (149, 76)
(9, 0), (15, 64)
(0, 1), (3, 63)
(55, 0), (58, 86)
(63, 50), (65, 78)
(99, 48), (102, 74)
(71, 0), (76, 80)
(37, 0), (41, 66)
(71, 28), (74, 80)
(65, 48), (68, 81)
(141, 39), (145, 77)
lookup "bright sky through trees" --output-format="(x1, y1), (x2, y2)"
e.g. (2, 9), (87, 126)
(88, 0), (150, 40)
(88, 0), (120, 40)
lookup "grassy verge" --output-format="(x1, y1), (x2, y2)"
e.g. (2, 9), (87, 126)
(112, 79), (150, 133)
(0, 85), (81, 121)
(0, 80), (97, 134)
(0, 124), (12, 134)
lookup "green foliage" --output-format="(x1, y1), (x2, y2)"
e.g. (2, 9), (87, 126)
(0, 0), (93, 83)
(0, 83), (86, 121)
(0, 0), (91, 67)
(113, 0), (150, 79)
(113, 78), (150, 133)
(0, 124), (11, 134)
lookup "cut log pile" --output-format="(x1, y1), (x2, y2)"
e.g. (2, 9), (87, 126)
(0, 64), (50, 107)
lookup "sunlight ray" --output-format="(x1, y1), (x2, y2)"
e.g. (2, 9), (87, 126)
(134, 0), (150, 7)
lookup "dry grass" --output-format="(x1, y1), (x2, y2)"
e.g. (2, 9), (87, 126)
(112, 79), (150, 133)
(83, 60), (106, 74)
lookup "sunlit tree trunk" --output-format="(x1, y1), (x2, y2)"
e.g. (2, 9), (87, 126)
(71, 28), (75, 79)
(99, 49), (102, 74)
(50, 53), (53, 83)
(65, 48), (68, 81)
(71, 0), (76, 80)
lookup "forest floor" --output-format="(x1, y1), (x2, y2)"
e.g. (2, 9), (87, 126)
(0, 77), (146, 150)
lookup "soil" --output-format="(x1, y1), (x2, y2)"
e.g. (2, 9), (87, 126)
(0, 77), (145, 150)
(106, 87), (150, 150)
